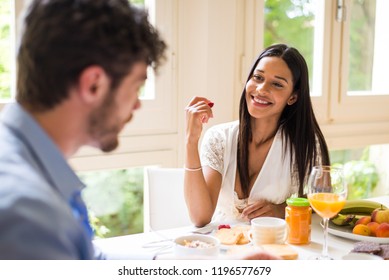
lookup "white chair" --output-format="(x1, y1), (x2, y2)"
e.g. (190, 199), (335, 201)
(144, 167), (192, 231)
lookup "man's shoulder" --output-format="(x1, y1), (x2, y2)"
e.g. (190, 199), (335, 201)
(0, 120), (27, 156)
(0, 132), (54, 204)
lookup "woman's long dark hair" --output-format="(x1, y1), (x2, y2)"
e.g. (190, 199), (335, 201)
(237, 44), (330, 198)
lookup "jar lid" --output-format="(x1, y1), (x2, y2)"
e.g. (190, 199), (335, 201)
(286, 197), (310, 207)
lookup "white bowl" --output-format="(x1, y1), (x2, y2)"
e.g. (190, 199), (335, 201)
(342, 253), (383, 260)
(174, 234), (220, 258)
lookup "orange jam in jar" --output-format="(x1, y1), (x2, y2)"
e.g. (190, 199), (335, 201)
(285, 197), (312, 245)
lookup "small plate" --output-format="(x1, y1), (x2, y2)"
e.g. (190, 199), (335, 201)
(321, 221), (389, 243)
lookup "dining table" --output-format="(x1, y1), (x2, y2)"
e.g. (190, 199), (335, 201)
(93, 195), (389, 260)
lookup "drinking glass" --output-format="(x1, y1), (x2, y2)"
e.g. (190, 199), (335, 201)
(307, 165), (347, 260)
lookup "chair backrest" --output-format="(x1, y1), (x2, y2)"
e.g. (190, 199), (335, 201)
(144, 167), (192, 231)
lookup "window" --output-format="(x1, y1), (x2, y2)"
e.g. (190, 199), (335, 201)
(330, 144), (389, 199)
(240, 0), (389, 197)
(0, 0), (13, 102)
(264, 0), (322, 96)
(347, 0), (387, 95)
(244, 0), (389, 149)
(80, 168), (145, 237)
(330, 0), (389, 125)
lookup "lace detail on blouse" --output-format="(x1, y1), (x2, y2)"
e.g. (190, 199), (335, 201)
(200, 126), (226, 174)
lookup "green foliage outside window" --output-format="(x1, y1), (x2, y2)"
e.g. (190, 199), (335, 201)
(264, 0), (315, 87)
(0, 0), (11, 99)
(80, 168), (144, 238)
(348, 0), (376, 91)
(331, 148), (379, 200)
(264, 0), (376, 93)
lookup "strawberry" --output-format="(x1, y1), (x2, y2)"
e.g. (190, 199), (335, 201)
(218, 224), (231, 230)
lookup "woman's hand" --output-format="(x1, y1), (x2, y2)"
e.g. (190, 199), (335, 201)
(184, 96), (214, 144)
(240, 199), (286, 220)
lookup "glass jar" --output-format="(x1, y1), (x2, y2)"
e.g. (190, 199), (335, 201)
(285, 197), (312, 245)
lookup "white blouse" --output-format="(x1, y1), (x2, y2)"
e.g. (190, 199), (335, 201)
(200, 121), (299, 223)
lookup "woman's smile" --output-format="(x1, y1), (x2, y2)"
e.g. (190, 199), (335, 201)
(251, 95), (273, 107)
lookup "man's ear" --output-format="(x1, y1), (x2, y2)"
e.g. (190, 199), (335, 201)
(78, 66), (109, 104)
(287, 93), (298, 105)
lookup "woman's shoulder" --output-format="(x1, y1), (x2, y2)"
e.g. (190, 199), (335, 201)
(207, 120), (239, 135)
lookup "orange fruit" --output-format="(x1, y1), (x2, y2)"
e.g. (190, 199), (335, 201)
(366, 222), (380, 237)
(352, 224), (371, 236)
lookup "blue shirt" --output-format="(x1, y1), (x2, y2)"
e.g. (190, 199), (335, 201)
(0, 103), (102, 259)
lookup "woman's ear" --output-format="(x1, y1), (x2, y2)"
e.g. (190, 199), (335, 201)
(287, 94), (298, 105)
(78, 66), (110, 104)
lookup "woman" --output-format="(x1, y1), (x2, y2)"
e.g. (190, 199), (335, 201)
(184, 44), (330, 227)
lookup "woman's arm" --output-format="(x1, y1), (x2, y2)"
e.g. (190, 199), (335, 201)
(184, 96), (221, 227)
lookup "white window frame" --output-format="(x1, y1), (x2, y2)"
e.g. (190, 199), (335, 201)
(324, 0), (389, 149)
(245, 0), (389, 150)
(329, 0), (389, 122)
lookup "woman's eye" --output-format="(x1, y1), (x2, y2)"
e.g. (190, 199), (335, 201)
(273, 82), (283, 88)
(252, 75), (262, 81)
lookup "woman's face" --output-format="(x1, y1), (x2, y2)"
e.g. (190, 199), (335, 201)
(245, 56), (297, 122)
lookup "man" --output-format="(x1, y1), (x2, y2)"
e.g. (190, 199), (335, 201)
(0, 0), (277, 260)
(0, 0), (166, 260)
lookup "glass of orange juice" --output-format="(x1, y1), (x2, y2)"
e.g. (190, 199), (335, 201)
(307, 165), (347, 260)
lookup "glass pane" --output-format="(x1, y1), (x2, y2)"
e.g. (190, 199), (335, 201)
(330, 147), (380, 200)
(264, 0), (323, 96)
(0, 0), (12, 100)
(348, 0), (389, 95)
(79, 167), (144, 238)
(130, 0), (156, 100)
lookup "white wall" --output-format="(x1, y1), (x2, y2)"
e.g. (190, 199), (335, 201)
(176, 0), (246, 166)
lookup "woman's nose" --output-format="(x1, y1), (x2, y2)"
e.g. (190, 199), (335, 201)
(256, 82), (270, 94)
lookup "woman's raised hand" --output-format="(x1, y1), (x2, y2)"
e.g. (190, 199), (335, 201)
(185, 96), (214, 143)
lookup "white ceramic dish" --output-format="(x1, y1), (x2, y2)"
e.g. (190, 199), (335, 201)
(323, 221), (389, 243)
(174, 234), (220, 257)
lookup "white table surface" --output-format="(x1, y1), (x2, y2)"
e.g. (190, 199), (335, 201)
(93, 196), (389, 260)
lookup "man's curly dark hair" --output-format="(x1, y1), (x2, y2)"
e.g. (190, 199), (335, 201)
(17, 0), (167, 111)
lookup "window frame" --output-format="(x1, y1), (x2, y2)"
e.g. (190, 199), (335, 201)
(330, 0), (389, 123)
(324, 0), (389, 149)
(250, 0), (389, 150)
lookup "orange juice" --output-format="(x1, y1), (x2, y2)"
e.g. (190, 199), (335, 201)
(308, 193), (345, 219)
